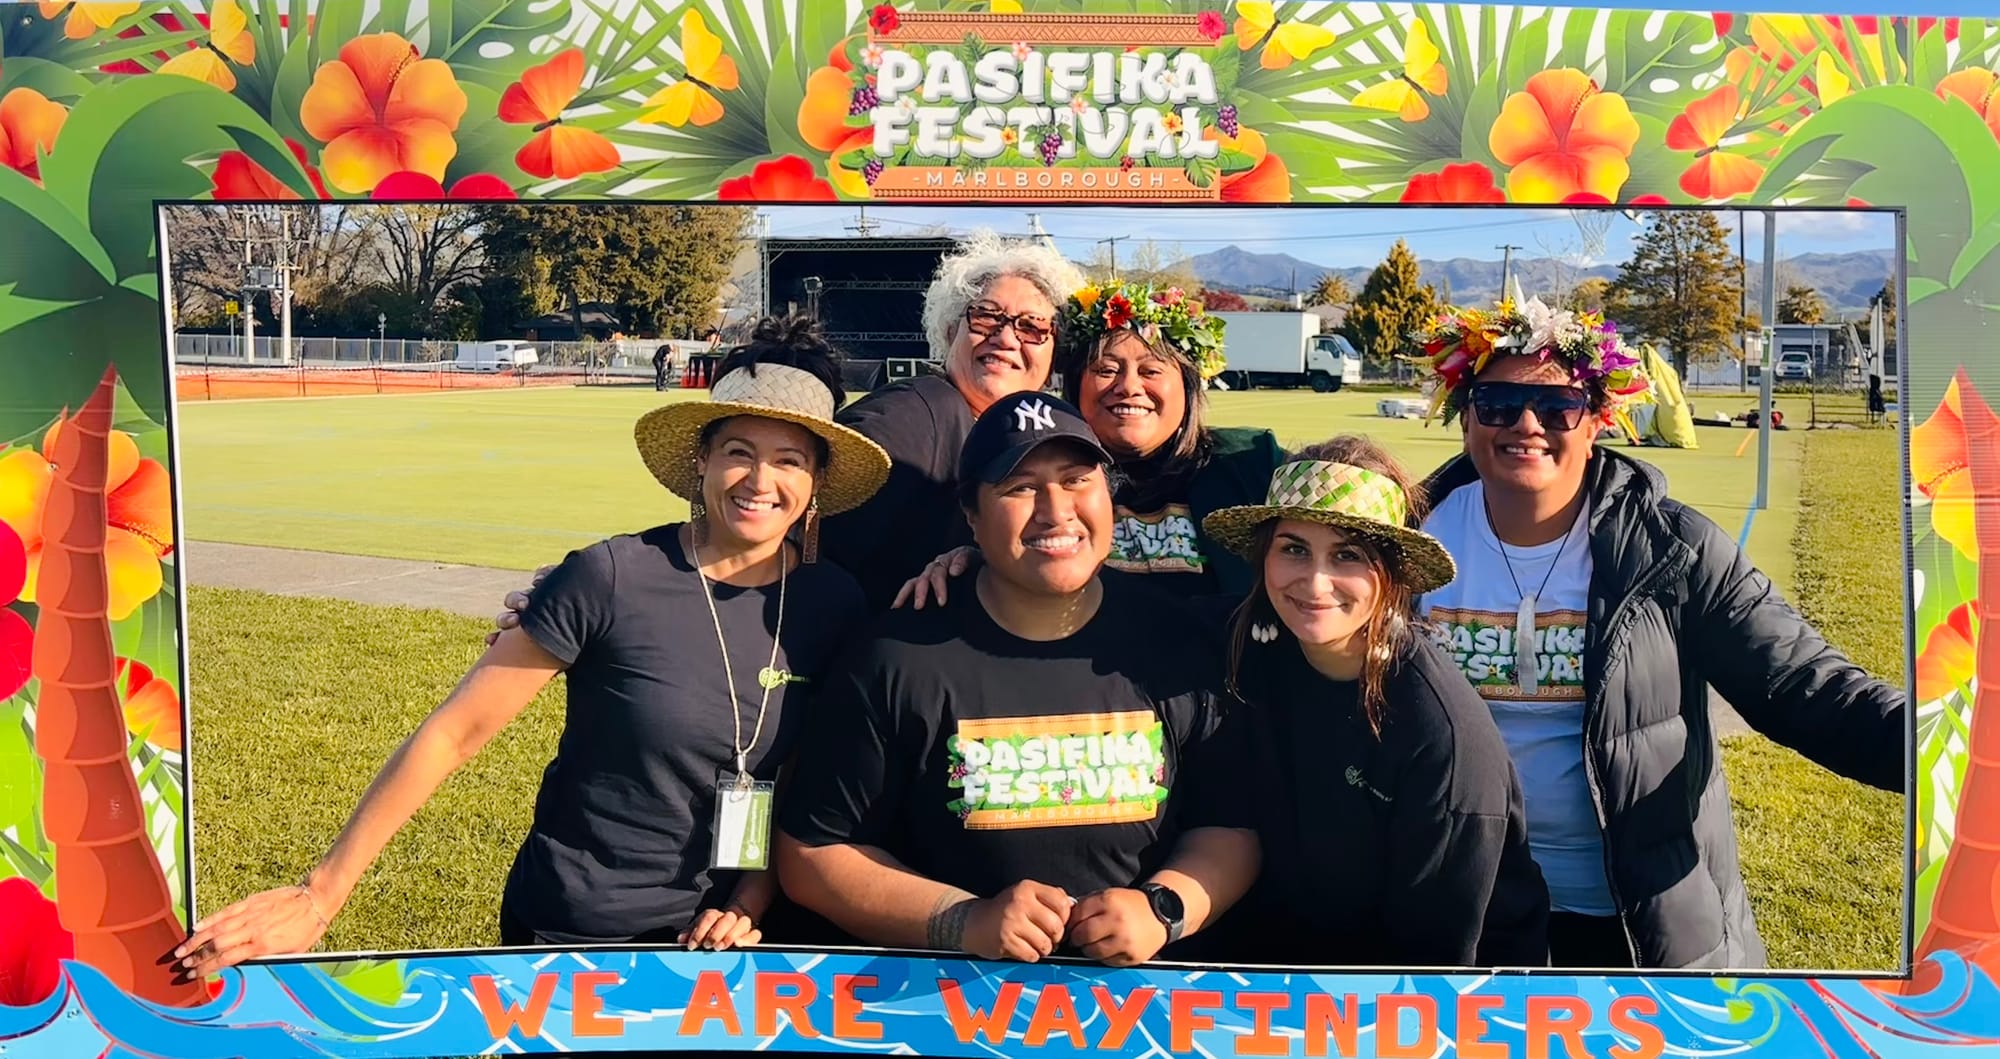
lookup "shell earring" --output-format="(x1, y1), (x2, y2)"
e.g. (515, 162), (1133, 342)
(801, 494), (821, 564)
(690, 464), (709, 548)
(1251, 622), (1280, 644)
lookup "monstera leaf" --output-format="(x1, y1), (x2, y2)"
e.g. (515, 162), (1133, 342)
(1754, 86), (2000, 292)
(0, 76), (309, 434)
(434, 0), (578, 91)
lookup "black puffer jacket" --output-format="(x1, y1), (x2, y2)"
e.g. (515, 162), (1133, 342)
(1421, 447), (1906, 969)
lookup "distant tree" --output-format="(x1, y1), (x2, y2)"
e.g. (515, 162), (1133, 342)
(1307, 273), (1352, 309)
(1566, 276), (1611, 313)
(479, 205), (753, 337)
(1343, 239), (1439, 370)
(1778, 283), (1829, 325)
(1198, 287), (1251, 312)
(1100, 239), (1200, 291)
(1870, 279), (1896, 331)
(1608, 210), (1742, 374)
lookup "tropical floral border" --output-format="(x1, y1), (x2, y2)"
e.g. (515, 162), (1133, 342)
(1, 0), (1996, 1054)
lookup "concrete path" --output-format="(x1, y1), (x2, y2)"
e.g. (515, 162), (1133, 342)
(178, 538), (1753, 738)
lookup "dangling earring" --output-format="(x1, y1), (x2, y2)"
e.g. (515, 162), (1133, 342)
(690, 470), (709, 547)
(801, 495), (821, 564)
(1251, 621), (1279, 644)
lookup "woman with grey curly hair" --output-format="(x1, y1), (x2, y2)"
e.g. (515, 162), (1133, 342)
(815, 230), (1087, 610)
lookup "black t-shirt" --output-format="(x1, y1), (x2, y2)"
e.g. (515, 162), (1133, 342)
(780, 576), (1252, 915)
(1213, 636), (1550, 967)
(821, 374), (977, 611)
(1099, 439), (1214, 598)
(506, 524), (866, 942)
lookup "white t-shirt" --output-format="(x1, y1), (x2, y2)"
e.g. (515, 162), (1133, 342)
(1419, 480), (1615, 916)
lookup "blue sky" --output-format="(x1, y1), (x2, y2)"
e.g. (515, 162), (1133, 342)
(759, 206), (1896, 268)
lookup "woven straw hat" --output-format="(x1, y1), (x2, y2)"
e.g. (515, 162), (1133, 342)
(1203, 460), (1457, 592)
(634, 362), (890, 514)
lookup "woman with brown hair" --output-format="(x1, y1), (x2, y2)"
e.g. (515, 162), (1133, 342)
(1198, 435), (1549, 967)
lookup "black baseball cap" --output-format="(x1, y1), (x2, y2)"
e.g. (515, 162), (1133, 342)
(958, 391), (1115, 485)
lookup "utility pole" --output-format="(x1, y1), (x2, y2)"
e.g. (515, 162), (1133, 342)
(1756, 212), (1776, 511)
(1738, 208), (1749, 389)
(1495, 244), (1523, 298)
(278, 208), (294, 366)
(1097, 235), (1129, 280)
(845, 206), (878, 238)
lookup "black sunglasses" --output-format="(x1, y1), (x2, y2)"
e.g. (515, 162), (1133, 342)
(1466, 382), (1591, 432)
(964, 303), (1054, 345)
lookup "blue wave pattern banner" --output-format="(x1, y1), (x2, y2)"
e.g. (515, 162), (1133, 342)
(6, 951), (2000, 1057)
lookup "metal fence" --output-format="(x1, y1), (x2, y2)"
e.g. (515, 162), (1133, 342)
(172, 334), (717, 371)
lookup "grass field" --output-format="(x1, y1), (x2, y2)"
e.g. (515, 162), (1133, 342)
(180, 384), (1904, 969)
(175, 384), (1812, 576)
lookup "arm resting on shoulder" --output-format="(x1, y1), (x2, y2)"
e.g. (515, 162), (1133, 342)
(1683, 511), (1905, 791)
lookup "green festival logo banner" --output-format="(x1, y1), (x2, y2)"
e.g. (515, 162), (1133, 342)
(0, 2), (1996, 1057)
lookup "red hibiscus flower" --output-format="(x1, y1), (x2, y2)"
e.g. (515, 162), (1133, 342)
(1197, 11), (1227, 40)
(1560, 192), (1668, 205)
(210, 139), (329, 200)
(0, 518), (27, 700)
(372, 171), (517, 200)
(0, 878), (73, 1007)
(718, 155), (838, 201)
(1712, 14), (1733, 37)
(1401, 162), (1506, 203)
(1104, 294), (1133, 329)
(869, 5), (899, 35)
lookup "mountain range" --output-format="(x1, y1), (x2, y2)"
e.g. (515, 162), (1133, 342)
(1186, 245), (1898, 314)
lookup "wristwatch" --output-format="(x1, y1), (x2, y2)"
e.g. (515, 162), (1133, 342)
(1138, 883), (1185, 944)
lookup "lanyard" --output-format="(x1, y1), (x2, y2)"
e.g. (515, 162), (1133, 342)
(690, 538), (788, 783)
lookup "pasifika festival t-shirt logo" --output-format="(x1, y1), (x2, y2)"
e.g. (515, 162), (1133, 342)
(1427, 606), (1587, 701)
(945, 710), (1168, 829)
(1108, 503), (1207, 574)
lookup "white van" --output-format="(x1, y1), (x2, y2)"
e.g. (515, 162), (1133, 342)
(454, 341), (540, 372)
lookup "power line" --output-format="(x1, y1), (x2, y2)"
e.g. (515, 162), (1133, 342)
(793, 211), (1569, 245)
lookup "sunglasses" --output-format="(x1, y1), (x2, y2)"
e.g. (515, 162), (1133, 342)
(1466, 382), (1591, 432)
(964, 303), (1054, 345)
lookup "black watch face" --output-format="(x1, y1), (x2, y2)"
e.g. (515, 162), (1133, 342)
(1148, 885), (1185, 923)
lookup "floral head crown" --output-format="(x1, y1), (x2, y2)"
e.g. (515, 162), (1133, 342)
(1060, 280), (1228, 382)
(1403, 296), (1651, 427)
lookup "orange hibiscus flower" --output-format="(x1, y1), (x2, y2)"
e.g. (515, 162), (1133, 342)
(1665, 85), (1765, 201)
(1203, 125), (1291, 202)
(1916, 601), (1978, 704)
(1938, 70), (2000, 142)
(1402, 162), (1506, 203)
(299, 33), (467, 194)
(118, 657), (182, 752)
(210, 138), (329, 200)
(0, 88), (68, 184)
(38, 1), (138, 40)
(0, 419), (174, 623)
(1910, 375), (1991, 561)
(718, 155), (838, 201)
(1489, 69), (1640, 203)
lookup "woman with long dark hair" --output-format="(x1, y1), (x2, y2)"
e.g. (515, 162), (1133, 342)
(1200, 435), (1549, 966)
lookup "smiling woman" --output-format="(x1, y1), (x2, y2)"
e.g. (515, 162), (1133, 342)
(173, 317), (890, 973)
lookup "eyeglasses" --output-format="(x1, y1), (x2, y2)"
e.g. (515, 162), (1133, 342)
(964, 303), (1054, 345)
(1466, 382), (1591, 432)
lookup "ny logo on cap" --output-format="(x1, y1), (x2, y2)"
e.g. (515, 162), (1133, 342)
(1014, 398), (1056, 433)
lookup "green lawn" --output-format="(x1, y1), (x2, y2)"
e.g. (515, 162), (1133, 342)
(175, 385), (1811, 574)
(180, 385), (1906, 969)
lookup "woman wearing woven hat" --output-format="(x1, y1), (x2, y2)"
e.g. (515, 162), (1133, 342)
(895, 280), (1284, 607)
(1198, 436), (1549, 967)
(173, 317), (889, 974)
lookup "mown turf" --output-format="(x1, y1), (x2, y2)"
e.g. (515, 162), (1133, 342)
(176, 385), (1809, 572)
(181, 387), (1906, 969)
(1719, 424), (1906, 971)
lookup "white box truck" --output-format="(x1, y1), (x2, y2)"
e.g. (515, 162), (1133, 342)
(1211, 311), (1363, 392)
(454, 340), (540, 372)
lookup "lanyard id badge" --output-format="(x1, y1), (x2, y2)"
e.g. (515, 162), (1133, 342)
(711, 773), (774, 871)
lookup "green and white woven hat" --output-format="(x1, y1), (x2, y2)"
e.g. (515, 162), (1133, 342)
(1202, 459), (1457, 592)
